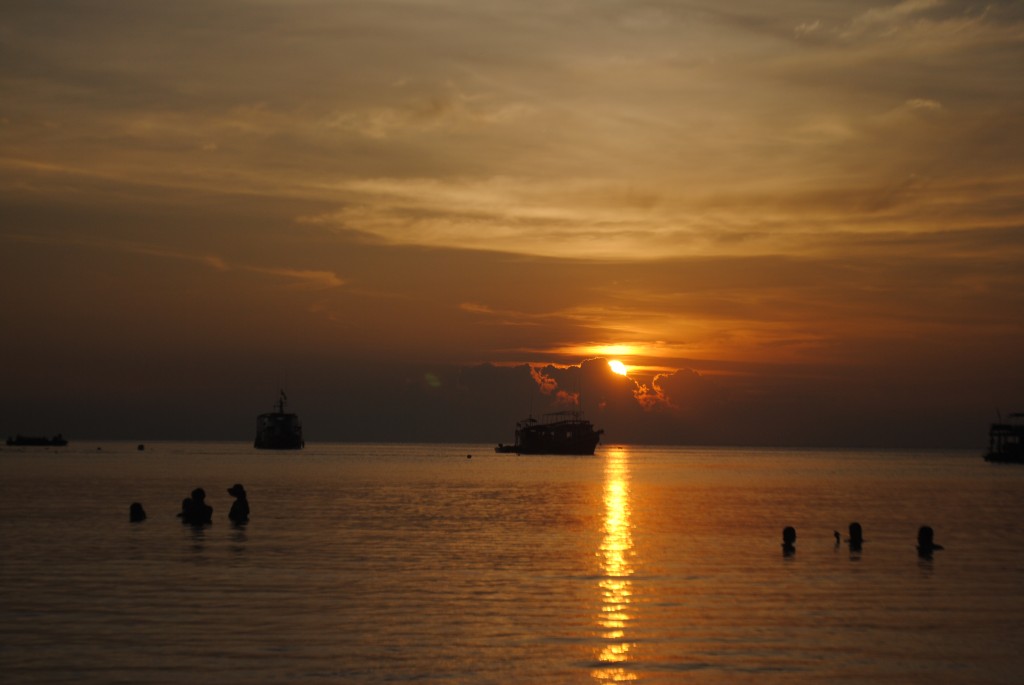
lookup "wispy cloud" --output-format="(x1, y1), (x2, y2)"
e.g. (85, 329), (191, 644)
(0, 233), (345, 290)
(3, 1), (1021, 262)
(843, 0), (944, 39)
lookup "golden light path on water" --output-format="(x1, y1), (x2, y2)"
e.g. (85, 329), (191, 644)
(593, 447), (637, 683)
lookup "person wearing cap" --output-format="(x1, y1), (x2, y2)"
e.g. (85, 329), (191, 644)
(227, 483), (250, 524)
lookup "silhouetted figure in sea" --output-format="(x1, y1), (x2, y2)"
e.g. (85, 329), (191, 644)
(833, 530), (841, 548)
(917, 526), (944, 558)
(227, 483), (249, 525)
(129, 502), (146, 522)
(847, 522), (864, 552)
(178, 487), (213, 525)
(782, 526), (796, 556)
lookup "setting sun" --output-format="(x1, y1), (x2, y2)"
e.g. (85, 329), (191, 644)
(608, 360), (629, 376)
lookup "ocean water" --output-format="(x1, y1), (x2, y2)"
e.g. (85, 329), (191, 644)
(1, 442), (1023, 684)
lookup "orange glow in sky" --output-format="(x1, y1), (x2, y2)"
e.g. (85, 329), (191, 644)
(0, 1), (1021, 446)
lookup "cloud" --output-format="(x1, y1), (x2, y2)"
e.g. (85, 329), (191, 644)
(0, 232), (345, 290)
(794, 19), (821, 37)
(844, 0), (943, 39)
(296, 176), (762, 259)
(905, 98), (942, 111)
(529, 366), (559, 395)
(328, 84), (536, 140)
(459, 302), (494, 315)
(4, 0), (1021, 264)
(649, 368), (722, 413)
(243, 266), (345, 289)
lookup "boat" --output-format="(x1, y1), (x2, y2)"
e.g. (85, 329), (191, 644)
(6, 434), (68, 446)
(984, 413), (1024, 463)
(254, 391), (304, 450)
(494, 410), (603, 455)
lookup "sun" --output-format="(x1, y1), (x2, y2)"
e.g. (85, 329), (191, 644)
(608, 360), (629, 376)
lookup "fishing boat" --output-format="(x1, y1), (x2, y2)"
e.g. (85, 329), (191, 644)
(254, 391), (304, 450)
(494, 410), (603, 455)
(6, 434), (68, 446)
(984, 413), (1024, 463)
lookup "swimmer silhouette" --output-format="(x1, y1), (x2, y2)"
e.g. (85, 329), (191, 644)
(917, 526), (944, 558)
(833, 530), (841, 548)
(129, 502), (146, 522)
(782, 526), (796, 556)
(178, 487), (213, 525)
(227, 483), (249, 524)
(847, 522), (864, 552)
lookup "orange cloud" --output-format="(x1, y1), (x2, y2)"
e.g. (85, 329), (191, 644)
(555, 390), (580, 408)
(530, 365), (558, 395)
(633, 380), (668, 410)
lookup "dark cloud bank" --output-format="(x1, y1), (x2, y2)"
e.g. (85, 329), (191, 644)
(2, 357), (1004, 449)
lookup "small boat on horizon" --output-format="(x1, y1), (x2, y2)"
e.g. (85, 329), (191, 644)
(984, 412), (1024, 463)
(495, 410), (603, 455)
(6, 433), (68, 447)
(254, 390), (304, 450)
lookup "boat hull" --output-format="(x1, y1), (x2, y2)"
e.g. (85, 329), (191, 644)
(515, 426), (602, 455)
(984, 450), (1024, 464)
(6, 435), (68, 447)
(254, 413), (304, 450)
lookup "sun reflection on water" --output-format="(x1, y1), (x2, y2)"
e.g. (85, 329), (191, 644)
(593, 448), (637, 683)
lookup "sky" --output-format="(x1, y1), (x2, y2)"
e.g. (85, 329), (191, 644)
(2, 0), (1022, 447)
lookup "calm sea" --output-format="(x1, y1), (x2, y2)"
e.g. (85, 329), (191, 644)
(1, 442), (1022, 684)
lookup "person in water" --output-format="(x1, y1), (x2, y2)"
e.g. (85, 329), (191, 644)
(227, 483), (249, 524)
(847, 522), (864, 552)
(178, 487), (213, 525)
(917, 526), (944, 558)
(781, 526), (796, 556)
(129, 502), (146, 522)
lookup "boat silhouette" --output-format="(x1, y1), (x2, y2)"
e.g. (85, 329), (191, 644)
(495, 410), (603, 455)
(254, 391), (304, 450)
(984, 412), (1024, 463)
(6, 434), (68, 447)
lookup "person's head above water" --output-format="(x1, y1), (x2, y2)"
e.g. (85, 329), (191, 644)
(191, 488), (206, 502)
(917, 526), (943, 550)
